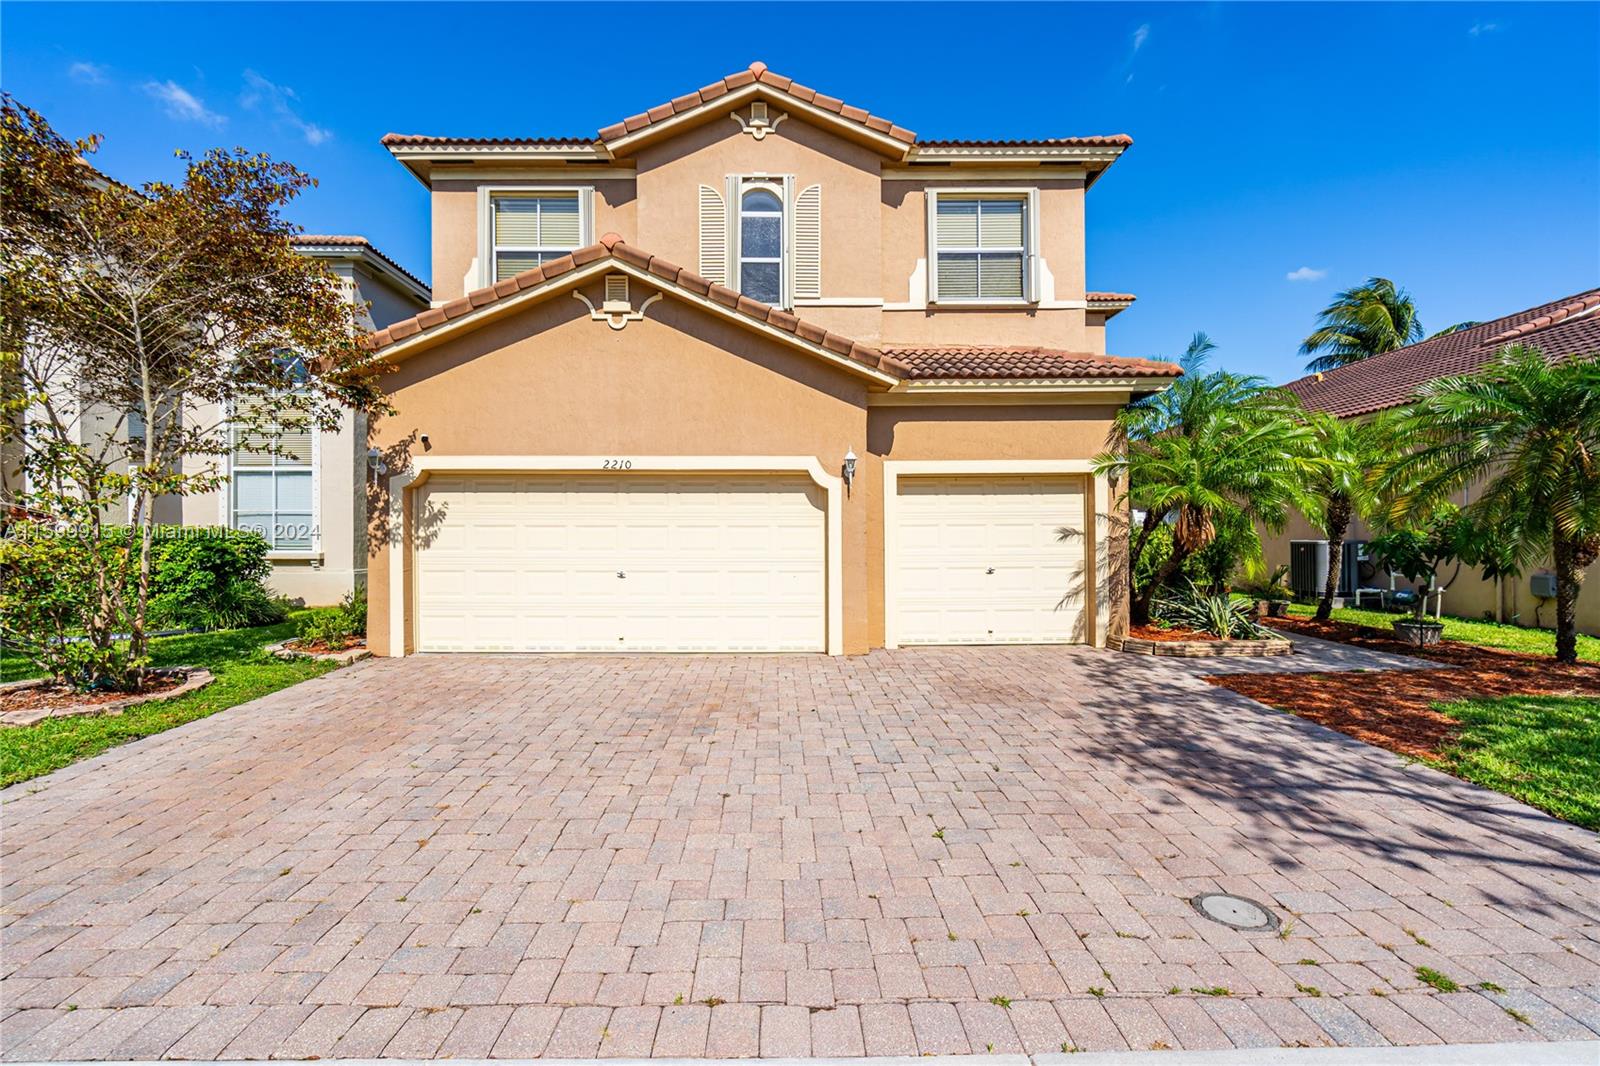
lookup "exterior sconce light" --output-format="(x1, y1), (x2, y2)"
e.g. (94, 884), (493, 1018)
(366, 447), (387, 485)
(843, 448), (857, 490)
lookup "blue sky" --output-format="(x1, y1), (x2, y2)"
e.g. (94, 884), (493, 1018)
(4, 2), (1596, 383)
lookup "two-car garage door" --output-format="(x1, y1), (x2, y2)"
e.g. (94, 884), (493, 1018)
(415, 474), (826, 653)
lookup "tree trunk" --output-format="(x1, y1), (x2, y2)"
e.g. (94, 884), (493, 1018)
(1316, 495), (1352, 622)
(1552, 533), (1596, 665)
(1132, 540), (1192, 624)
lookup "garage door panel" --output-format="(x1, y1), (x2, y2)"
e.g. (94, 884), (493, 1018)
(893, 475), (1087, 646)
(416, 473), (825, 653)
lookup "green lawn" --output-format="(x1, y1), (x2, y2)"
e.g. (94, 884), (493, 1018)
(1, 615), (339, 789)
(1286, 603), (1600, 662)
(1429, 695), (1600, 831)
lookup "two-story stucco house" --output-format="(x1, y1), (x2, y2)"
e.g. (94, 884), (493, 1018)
(363, 63), (1180, 657)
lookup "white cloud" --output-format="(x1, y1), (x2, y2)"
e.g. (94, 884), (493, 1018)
(1132, 23), (1150, 51)
(143, 80), (225, 126)
(1286, 266), (1327, 282)
(68, 61), (108, 85)
(1469, 21), (1501, 36)
(240, 70), (332, 146)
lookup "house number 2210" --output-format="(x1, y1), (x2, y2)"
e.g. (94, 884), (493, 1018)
(602, 459), (633, 470)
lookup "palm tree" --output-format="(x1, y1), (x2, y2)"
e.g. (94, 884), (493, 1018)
(1301, 277), (1424, 373)
(1301, 413), (1390, 620)
(1097, 336), (1313, 622)
(1384, 345), (1600, 663)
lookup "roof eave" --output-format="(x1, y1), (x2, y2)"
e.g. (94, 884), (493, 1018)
(292, 241), (432, 305)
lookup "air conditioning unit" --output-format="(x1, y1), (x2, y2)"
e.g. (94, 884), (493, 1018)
(1290, 540), (1368, 599)
(1531, 573), (1558, 599)
(1289, 541), (1328, 598)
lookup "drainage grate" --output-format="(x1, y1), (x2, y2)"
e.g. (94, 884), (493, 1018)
(1190, 892), (1280, 931)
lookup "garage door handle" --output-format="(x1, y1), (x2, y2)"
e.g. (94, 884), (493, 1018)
(986, 567), (995, 575)
(617, 571), (626, 579)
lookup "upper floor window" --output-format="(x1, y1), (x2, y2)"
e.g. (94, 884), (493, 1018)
(230, 402), (314, 552)
(738, 183), (785, 305)
(487, 190), (588, 284)
(929, 190), (1036, 303)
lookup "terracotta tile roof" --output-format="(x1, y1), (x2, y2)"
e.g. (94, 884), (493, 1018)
(379, 134), (592, 148)
(1086, 291), (1137, 303)
(916, 136), (1134, 148)
(1285, 288), (1600, 418)
(290, 234), (429, 298)
(363, 234), (907, 380)
(597, 62), (916, 146)
(882, 346), (1182, 381)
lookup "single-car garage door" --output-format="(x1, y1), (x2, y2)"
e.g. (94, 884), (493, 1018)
(415, 474), (826, 652)
(891, 475), (1087, 645)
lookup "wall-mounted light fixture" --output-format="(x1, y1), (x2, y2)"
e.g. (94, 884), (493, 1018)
(366, 447), (387, 485)
(843, 448), (857, 490)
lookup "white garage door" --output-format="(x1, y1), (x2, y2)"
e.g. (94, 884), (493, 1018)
(415, 474), (826, 653)
(892, 475), (1087, 645)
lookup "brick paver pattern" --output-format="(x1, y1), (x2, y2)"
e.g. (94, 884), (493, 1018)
(3, 647), (1598, 1059)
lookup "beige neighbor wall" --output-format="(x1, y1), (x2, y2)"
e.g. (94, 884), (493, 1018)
(366, 275), (1124, 656)
(1261, 504), (1600, 637)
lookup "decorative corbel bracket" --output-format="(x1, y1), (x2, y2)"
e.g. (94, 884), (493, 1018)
(573, 285), (662, 332)
(731, 101), (788, 141)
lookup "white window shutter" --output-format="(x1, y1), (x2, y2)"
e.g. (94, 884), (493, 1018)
(698, 184), (726, 284)
(793, 184), (821, 300)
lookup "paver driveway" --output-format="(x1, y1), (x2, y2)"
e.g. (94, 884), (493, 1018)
(3, 647), (1598, 1059)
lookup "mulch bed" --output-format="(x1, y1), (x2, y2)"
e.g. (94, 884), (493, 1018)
(0, 672), (187, 715)
(1205, 616), (1600, 759)
(1129, 623), (1220, 642)
(286, 638), (363, 655)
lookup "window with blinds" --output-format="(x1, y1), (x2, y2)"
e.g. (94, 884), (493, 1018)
(231, 402), (314, 551)
(491, 192), (583, 282)
(932, 194), (1029, 302)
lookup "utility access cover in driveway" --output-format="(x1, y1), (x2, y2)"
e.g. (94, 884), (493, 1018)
(1191, 892), (1280, 931)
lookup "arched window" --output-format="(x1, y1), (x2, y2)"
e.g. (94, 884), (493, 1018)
(738, 184), (784, 305)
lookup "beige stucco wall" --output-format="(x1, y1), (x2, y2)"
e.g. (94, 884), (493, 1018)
(367, 277), (1126, 657)
(419, 112), (1100, 352)
(1261, 508), (1600, 636)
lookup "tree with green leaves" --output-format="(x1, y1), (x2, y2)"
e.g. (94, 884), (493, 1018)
(0, 97), (381, 689)
(1301, 412), (1392, 620)
(1383, 345), (1600, 663)
(1096, 334), (1313, 623)
(1301, 277), (1424, 373)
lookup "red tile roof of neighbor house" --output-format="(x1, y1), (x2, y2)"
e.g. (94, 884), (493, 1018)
(291, 234), (430, 296)
(381, 64), (1132, 155)
(363, 236), (1179, 384)
(1285, 287), (1600, 417)
(883, 346), (1182, 381)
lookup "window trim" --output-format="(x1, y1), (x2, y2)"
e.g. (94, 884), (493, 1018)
(736, 178), (787, 308)
(223, 402), (321, 556)
(926, 187), (1040, 307)
(477, 185), (594, 290)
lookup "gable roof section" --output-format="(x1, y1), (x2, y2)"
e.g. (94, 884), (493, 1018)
(883, 346), (1181, 382)
(363, 234), (906, 384)
(363, 235), (1175, 387)
(1285, 288), (1600, 417)
(381, 63), (1132, 175)
(291, 234), (431, 304)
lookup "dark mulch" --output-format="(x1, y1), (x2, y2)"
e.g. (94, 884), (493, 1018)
(0, 672), (187, 715)
(1129, 623), (1221, 643)
(1206, 617), (1600, 759)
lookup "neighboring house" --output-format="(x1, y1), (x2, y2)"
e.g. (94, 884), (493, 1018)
(3, 235), (430, 607)
(1264, 287), (1600, 635)
(363, 62), (1180, 657)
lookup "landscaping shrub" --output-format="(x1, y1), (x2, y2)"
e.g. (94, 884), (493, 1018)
(0, 525), (149, 689)
(297, 607), (354, 650)
(146, 528), (287, 631)
(1151, 581), (1271, 639)
(339, 587), (367, 637)
(1135, 510), (1263, 602)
